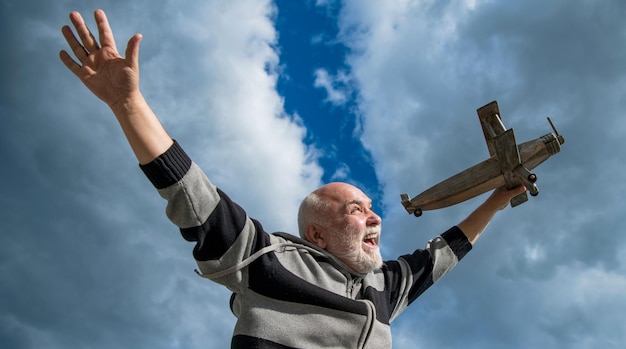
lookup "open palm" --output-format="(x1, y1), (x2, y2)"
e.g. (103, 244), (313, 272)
(60, 10), (142, 108)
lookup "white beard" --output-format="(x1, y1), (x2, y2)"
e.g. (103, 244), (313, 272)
(327, 225), (383, 274)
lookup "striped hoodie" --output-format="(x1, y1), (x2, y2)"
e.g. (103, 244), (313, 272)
(140, 141), (473, 349)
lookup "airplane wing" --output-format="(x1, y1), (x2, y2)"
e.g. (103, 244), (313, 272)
(493, 128), (529, 206)
(483, 102), (540, 206)
(477, 101), (507, 157)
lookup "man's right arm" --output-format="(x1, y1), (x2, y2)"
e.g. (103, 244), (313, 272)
(60, 10), (263, 290)
(108, 92), (173, 165)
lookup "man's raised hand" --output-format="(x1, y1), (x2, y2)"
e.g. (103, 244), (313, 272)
(59, 9), (142, 109)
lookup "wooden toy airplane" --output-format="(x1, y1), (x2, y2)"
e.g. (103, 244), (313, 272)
(401, 100), (565, 217)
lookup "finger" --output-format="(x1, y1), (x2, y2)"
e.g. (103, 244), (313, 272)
(508, 185), (526, 194)
(61, 24), (89, 62)
(125, 33), (142, 70)
(94, 9), (118, 53)
(59, 50), (82, 77)
(69, 11), (99, 54)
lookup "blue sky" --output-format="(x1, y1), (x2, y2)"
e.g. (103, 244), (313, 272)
(1, 0), (625, 348)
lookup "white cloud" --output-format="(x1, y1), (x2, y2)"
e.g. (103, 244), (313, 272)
(313, 68), (351, 106)
(138, 0), (324, 233)
(315, 0), (340, 12)
(329, 162), (351, 181)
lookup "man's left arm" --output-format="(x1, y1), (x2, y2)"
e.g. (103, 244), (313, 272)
(385, 185), (525, 321)
(457, 186), (526, 245)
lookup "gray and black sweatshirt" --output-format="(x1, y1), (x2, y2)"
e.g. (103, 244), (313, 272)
(140, 140), (473, 349)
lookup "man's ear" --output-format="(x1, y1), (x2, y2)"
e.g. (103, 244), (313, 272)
(304, 224), (327, 249)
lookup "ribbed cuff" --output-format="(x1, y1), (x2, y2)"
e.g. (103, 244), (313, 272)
(442, 226), (472, 260)
(139, 140), (192, 189)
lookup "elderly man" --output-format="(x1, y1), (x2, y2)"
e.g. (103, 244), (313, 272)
(60, 10), (524, 348)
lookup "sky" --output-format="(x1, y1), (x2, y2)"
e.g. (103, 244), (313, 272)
(1, 0), (625, 348)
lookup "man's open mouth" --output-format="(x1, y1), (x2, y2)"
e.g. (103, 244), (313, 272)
(363, 233), (378, 247)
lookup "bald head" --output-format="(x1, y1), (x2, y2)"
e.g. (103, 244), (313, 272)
(314, 182), (366, 204)
(297, 182), (370, 238)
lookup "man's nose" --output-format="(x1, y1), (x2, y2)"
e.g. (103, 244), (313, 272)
(367, 210), (382, 226)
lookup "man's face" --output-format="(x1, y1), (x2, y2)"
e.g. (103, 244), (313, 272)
(316, 183), (383, 274)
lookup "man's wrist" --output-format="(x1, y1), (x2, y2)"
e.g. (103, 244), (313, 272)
(109, 90), (146, 118)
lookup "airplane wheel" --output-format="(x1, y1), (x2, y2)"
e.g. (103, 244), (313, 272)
(528, 174), (537, 183)
(529, 185), (539, 196)
(413, 209), (422, 217)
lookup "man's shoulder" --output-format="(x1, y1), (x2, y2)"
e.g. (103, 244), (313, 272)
(270, 232), (310, 246)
